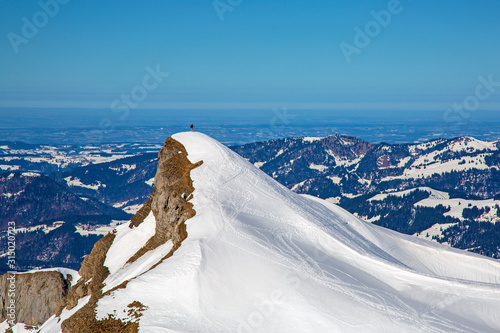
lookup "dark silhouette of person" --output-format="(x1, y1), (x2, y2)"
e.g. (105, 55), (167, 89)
(190, 124), (194, 132)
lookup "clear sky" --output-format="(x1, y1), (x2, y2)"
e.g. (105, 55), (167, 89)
(1, 0), (500, 112)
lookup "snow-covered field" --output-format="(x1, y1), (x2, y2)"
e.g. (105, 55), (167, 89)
(37, 133), (500, 332)
(0, 143), (161, 172)
(64, 176), (106, 190)
(379, 137), (498, 182)
(414, 222), (459, 244)
(367, 186), (500, 224)
(416, 197), (500, 222)
(369, 187), (449, 202)
(74, 220), (128, 236)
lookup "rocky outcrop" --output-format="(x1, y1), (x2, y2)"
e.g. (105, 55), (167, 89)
(0, 271), (71, 326)
(57, 136), (202, 332)
(127, 137), (202, 263)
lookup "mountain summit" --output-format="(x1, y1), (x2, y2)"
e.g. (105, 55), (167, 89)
(36, 133), (500, 332)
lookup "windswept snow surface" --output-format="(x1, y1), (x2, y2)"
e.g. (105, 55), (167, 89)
(42, 133), (500, 332)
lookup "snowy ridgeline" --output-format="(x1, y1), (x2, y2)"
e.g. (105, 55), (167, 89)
(31, 132), (500, 333)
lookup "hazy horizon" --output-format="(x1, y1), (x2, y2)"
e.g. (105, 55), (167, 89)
(1, 108), (498, 146)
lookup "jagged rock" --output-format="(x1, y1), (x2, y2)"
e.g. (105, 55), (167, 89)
(0, 271), (71, 325)
(57, 136), (201, 332)
(127, 137), (202, 263)
(57, 232), (115, 314)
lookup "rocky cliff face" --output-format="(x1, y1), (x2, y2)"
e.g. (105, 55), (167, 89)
(0, 271), (71, 326)
(127, 136), (202, 262)
(56, 136), (202, 332)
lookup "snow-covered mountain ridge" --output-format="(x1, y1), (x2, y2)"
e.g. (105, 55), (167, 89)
(232, 135), (499, 200)
(232, 135), (500, 257)
(29, 133), (500, 332)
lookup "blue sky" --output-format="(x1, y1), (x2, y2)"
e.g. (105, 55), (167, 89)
(1, 0), (500, 112)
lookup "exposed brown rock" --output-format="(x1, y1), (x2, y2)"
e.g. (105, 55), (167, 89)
(57, 231), (116, 332)
(64, 314), (139, 333)
(377, 155), (391, 168)
(322, 135), (374, 158)
(57, 136), (201, 332)
(129, 196), (152, 228)
(57, 231), (115, 315)
(0, 270), (71, 326)
(126, 301), (148, 320)
(61, 301), (146, 333)
(128, 137), (202, 264)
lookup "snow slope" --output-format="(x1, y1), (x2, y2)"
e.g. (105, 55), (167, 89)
(416, 198), (500, 222)
(40, 132), (500, 333)
(369, 187), (450, 202)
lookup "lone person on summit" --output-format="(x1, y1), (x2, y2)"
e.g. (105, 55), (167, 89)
(190, 124), (194, 132)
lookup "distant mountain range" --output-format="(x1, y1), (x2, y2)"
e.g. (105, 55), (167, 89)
(0, 172), (130, 273)
(0, 135), (499, 274)
(233, 135), (500, 258)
